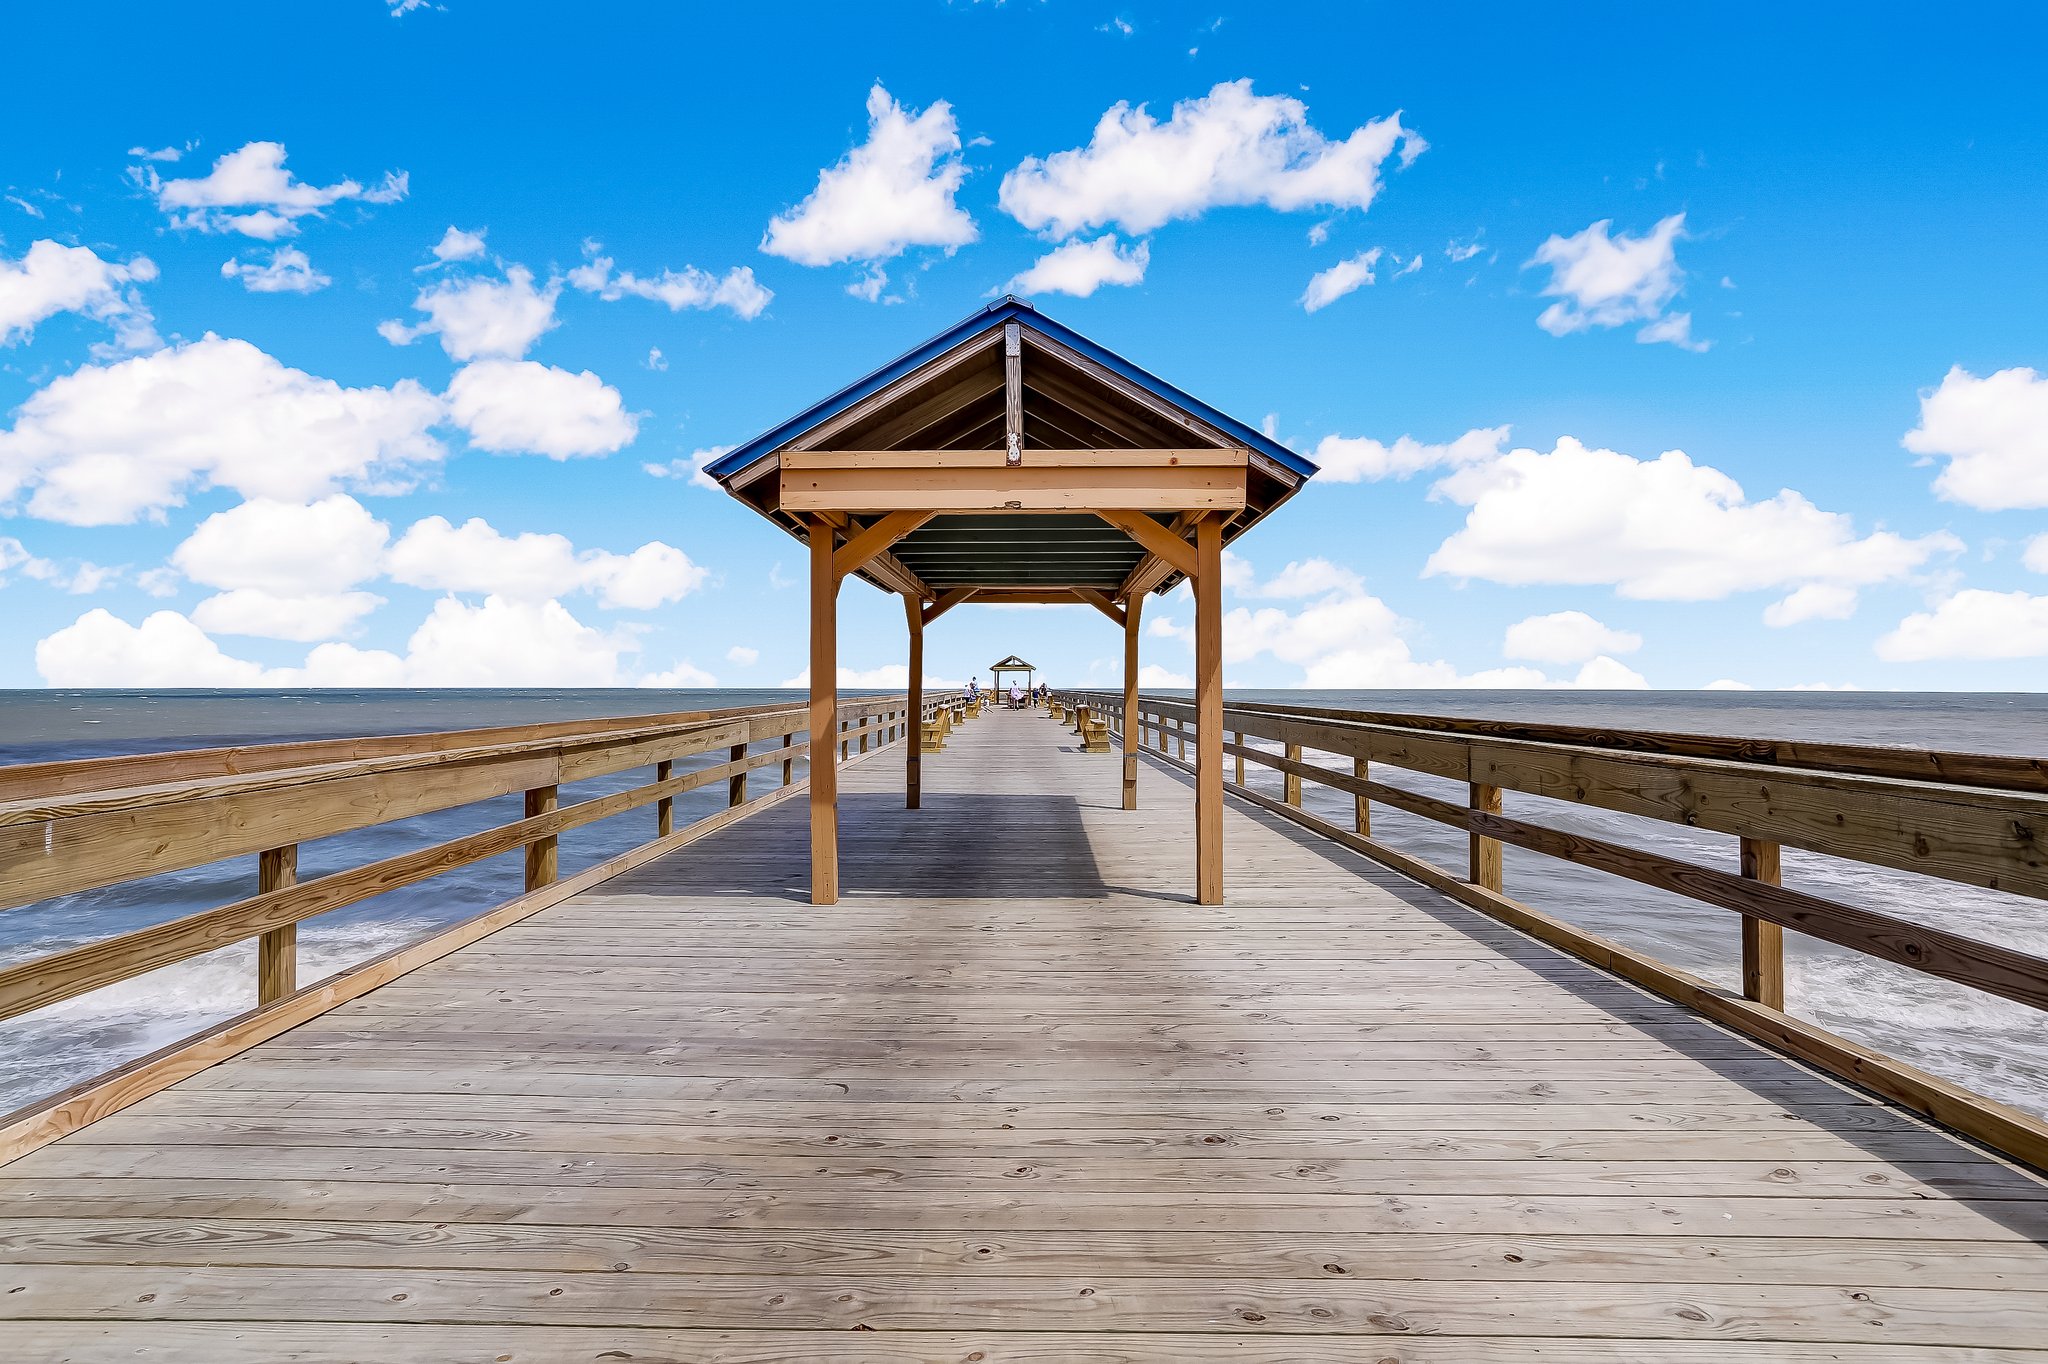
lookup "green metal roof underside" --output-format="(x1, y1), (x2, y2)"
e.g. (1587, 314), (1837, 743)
(891, 515), (1143, 592)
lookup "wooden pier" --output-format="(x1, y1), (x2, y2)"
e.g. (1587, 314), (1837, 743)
(5, 703), (2048, 1360)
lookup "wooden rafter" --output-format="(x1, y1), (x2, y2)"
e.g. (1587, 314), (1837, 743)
(921, 587), (974, 627)
(1117, 510), (1203, 600)
(833, 511), (935, 583)
(790, 332), (1000, 451)
(1072, 587), (1127, 629)
(1096, 509), (1197, 578)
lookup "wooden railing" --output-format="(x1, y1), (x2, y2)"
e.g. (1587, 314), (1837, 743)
(0, 692), (953, 1158)
(1068, 689), (2048, 1171)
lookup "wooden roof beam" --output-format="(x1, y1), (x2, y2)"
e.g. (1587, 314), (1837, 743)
(920, 587), (974, 627)
(1096, 509), (1198, 578)
(789, 331), (1000, 452)
(780, 449), (1248, 514)
(1072, 587), (1128, 629)
(834, 511), (935, 584)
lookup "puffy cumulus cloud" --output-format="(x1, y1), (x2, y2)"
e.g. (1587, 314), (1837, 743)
(1762, 582), (1859, 628)
(444, 360), (637, 459)
(1528, 213), (1704, 350)
(1903, 366), (2048, 510)
(429, 226), (486, 264)
(568, 247), (771, 320)
(1704, 678), (1755, 690)
(139, 140), (406, 238)
(2025, 535), (2048, 574)
(190, 588), (383, 641)
(1876, 590), (2048, 662)
(385, 515), (706, 609)
(643, 444), (735, 491)
(379, 266), (559, 361)
(171, 495), (391, 594)
(1310, 425), (1507, 484)
(0, 336), (445, 525)
(1300, 247), (1379, 312)
(641, 660), (719, 687)
(1, 239), (158, 351)
(725, 644), (759, 666)
(37, 609), (281, 686)
(220, 245), (330, 294)
(1137, 663), (1193, 688)
(37, 596), (680, 688)
(999, 235), (1149, 297)
(1424, 437), (1961, 602)
(999, 80), (1423, 239)
(761, 84), (977, 270)
(1243, 558), (1364, 599)
(1502, 610), (1643, 664)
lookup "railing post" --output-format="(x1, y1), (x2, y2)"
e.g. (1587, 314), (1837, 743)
(1233, 730), (1244, 786)
(859, 713), (869, 754)
(728, 740), (748, 808)
(1353, 756), (1370, 836)
(524, 785), (558, 891)
(1469, 782), (1502, 893)
(1741, 836), (1786, 1009)
(1178, 717), (1189, 762)
(656, 760), (674, 837)
(840, 718), (850, 762)
(782, 731), (794, 786)
(1283, 742), (1303, 806)
(256, 844), (297, 1005)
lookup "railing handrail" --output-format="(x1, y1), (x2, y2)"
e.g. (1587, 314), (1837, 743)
(1063, 687), (2048, 1172)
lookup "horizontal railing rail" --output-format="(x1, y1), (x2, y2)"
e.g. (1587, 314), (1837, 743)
(1065, 689), (2048, 1172)
(0, 692), (959, 1157)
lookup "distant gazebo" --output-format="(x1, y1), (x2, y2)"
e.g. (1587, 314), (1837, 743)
(707, 297), (1313, 906)
(990, 655), (1035, 697)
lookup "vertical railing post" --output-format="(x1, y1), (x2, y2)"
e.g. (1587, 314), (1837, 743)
(1741, 836), (1786, 1009)
(728, 740), (748, 807)
(1283, 742), (1303, 806)
(840, 718), (850, 762)
(1177, 716), (1188, 762)
(858, 711), (869, 754)
(1353, 756), (1371, 836)
(524, 785), (558, 891)
(256, 844), (297, 1005)
(1233, 730), (1244, 787)
(782, 731), (794, 786)
(656, 759), (674, 837)
(1469, 782), (1503, 893)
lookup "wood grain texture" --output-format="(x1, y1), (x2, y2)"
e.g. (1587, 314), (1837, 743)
(3, 705), (2045, 1360)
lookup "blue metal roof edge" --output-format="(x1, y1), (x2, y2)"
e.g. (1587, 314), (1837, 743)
(704, 297), (1317, 482)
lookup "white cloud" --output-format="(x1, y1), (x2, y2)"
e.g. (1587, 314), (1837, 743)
(1425, 437), (1961, 601)
(1568, 656), (1650, 689)
(128, 144), (186, 163)
(303, 596), (639, 686)
(385, 515), (706, 608)
(1903, 366), (2048, 510)
(999, 79), (1423, 238)
(762, 84), (977, 268)
(2025, 535), (2048, 574)
(1762, 582), (1859, 628)
(1300, 247), (1379, 312)
(1703, 678), (1754, 690)
(568, 248), (772, 320)
(429, 226), (486, 264)
(380, 265), (559, 360)
(1528, 213), (1704, 349)
(643, 444), (735, 491)
(37, 609), (280, 686)
(1000, 235), (1149, 297)
(0, 537), (120, 594)
(444, 359), (637, 459)
(641, 661), (719, 687)
(1876, 589), (2048, 662)
(220, 246), (330, 294)
(645, 347), (668, 371)
(845, 265), (892, 303)
(0, 335), (445, 525)
(778, 663), (964, 689)
(388, 0), (434, 14)
(1138, 664), (1193, 688)
(1310, 425), (1507, 483)
(725, 644), (760, 666)
(1502, 610), (1643, 664)
(1447, 236), (1484, 262)
(191, 588), (383, 641)
(171, 494), (391, 594)
(1245, 558), (1364, 599)
(141, 140), (406, 238)
(0, 240), (158, 350)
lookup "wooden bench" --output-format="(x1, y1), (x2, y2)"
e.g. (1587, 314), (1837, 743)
(1080, 716), (1112, 753)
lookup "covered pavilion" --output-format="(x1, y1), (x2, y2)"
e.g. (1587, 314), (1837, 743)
(708, 297), (1314, 904)
(989, 654), (1035, 701)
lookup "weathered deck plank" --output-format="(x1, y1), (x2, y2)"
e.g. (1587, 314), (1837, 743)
(5, 707), (2047, 1357)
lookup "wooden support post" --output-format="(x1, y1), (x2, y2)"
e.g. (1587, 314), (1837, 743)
(1122, 594), (1141, 810)
(1283, 743), (1303, 806)
(1469, 782), (1503, 893)
(727, 741), (747, 807)
(905, 595), (924, 810)
(808, 516), (839, 906)
(781, 732), (794, 787)
(840, 718), (849, 762)
(1234, 731), (1245, 786)
(256, 844), (297, 1005)
(1742, 836), (1786, 1009)
(524, 785), (558, 891)
(1354, 756), (1371, 836)
(656, 760), (674, 836)
(858, 719), (869, 754)
(1194, 513), (1224, 905)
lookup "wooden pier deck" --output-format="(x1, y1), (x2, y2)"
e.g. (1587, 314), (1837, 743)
(7, 706), (2048, 1361)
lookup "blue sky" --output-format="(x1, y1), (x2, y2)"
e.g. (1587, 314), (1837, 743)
(3, 1), (2046, 692)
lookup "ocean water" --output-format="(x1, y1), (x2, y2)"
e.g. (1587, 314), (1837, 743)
(3, 687), (2045, 1122)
